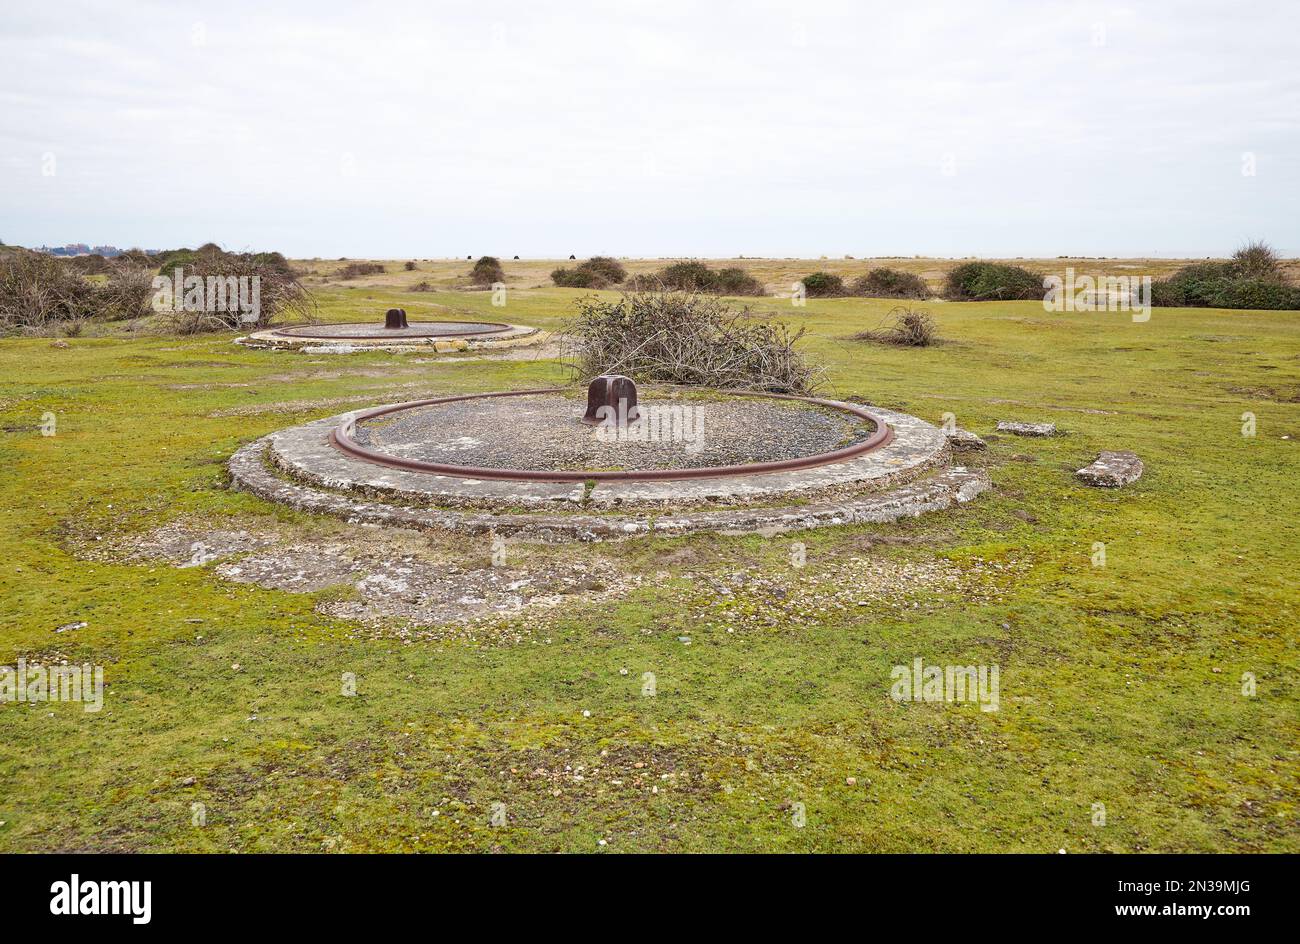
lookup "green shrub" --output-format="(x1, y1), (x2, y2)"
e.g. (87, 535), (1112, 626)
(944, 262), (1043, 301)
(1149, 279), (1188, 308)
(851, 267), (930, 299)
(247, 251), (295, 279)
(712, 267), (765, 296)
(469, 256), (505, 286)
(1201, 278), (1300, 310)
(627, 261), (766, 296)
(153, 247), (197, 275)
(1230, 240), (1283, 281)
(337, 262), (385, 279)
(552, 256), (627, 289)
(1153, 262), (1229, 307)
(639, 261), (714, 292)
(1150, 244), (1300, 309)
(799, 272), (846, 297)
(158, 247), (315, 332)
(582, 256), (626, 284)
(552, 267), (607, 289)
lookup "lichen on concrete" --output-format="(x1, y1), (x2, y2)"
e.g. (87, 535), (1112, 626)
(1076, 450), (1144, 487)
(996, 420), (1058, 437)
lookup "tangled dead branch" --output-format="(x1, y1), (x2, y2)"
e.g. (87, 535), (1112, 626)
(851, 306), (938, 347)
(557, 290), (820, 394)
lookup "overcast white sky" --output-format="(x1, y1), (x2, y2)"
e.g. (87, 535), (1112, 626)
(2, 0), (1296, 258)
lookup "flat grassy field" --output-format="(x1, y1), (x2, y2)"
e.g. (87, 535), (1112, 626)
(1, 262), (1296, 852)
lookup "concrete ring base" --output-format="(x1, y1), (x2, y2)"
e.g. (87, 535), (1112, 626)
(229, 436), (989, 541)
(260, 404), (949, 509)
(235, 323), (544, 354)
(226, 402), (991, 540)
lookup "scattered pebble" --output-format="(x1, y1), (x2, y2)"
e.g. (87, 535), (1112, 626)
(107, 521), (642, 643)
(688, 556), (1022, 634)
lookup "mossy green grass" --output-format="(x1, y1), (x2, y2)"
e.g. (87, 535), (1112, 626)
(0, 278), (1295, 852)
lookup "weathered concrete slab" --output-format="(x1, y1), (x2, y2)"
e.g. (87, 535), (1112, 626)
(1076, 451), (1143, 487)
(236, 324), (544, 353)
(261, 404), (949, 511)
(946, 427), (987, 452)
(265, 411), (587, 509)
(996, 420), (1058, 437)
(586, 407), (948, 508)
(229, 438), (991, 542)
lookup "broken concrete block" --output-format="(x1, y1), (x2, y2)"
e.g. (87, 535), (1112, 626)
(1076, 451), (1143, 487)
(996, 421), (1057, 437)
(946, 428), (987, 452)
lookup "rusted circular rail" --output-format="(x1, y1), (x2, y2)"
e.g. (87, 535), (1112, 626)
(272, 320), (512, 340)
(328, 388), (894, 483)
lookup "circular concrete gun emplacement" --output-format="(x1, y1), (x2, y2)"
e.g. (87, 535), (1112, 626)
(236, 308), (544, 353)
(229, 375), (991, 541)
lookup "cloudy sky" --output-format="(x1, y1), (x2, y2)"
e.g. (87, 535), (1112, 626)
(2, 0), (1296, 258)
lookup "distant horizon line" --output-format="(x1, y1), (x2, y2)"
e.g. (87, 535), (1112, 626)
(11, 243), (1294, 262)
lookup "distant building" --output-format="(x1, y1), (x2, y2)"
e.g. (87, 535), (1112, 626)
(34, 243), (159, 257)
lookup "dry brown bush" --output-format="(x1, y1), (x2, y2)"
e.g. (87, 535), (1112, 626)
(0, 248), (153, 334)
(156, 244), (315, 333)
(851, 306), (938, 346)
(336, 262), (385, 280)
(558, 290), (819, 394)
(625, 261), (766, 296)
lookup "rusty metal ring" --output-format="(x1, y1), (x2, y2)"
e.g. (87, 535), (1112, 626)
(329, 388), (893, 482)
(272, 320), (512, 340)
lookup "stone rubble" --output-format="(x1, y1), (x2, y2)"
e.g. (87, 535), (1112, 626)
(1076, 450), (1144, 487)
(946, 428), (987, 451)
(995, 420), (1058, 437)
(104, 520), (643, 640)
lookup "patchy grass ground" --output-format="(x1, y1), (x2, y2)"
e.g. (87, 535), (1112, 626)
(0, 266), (1296, 853)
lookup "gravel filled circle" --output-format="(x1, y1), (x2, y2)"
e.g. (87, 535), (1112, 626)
(348, 389), (876, 473)
(273, 320), (511, 339)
